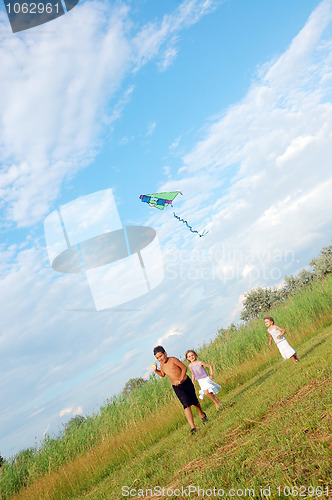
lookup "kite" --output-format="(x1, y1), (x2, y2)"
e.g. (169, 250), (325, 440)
(139, 191), (208, 237)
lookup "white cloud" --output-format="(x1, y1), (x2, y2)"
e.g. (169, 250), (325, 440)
(157, 328), (184, 346)
(173, 0), (332, 270)
(0, 0), (216, 228)
(158, 43), (178, 71)
(133, 0), (219, 70)
(264, 0), (332, 86)
(142, 0), (332, 327)
(59, 406), (83, 417)
(104, 85), (135, 128)
(0, 1), (131, 226)
(276, 135), (318, 166)
(146, 121), (157, 136)
(29, 407), (46, 419)
(43, 423), (50, 437)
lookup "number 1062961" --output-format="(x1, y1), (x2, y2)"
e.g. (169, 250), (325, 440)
(5, 2), (60, 14)
(277, 485), (329, 497)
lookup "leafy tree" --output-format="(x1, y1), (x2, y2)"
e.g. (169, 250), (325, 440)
(283, 269), (314, 297)
(283, 274), (299, 296)
(122, 377), (147, 397)
(63, 415), (86, 435)
(310, 245), (332, 279)
(217, 323), (239, 337)
(240, 243), (331, 322)
(297, 269), (315, 287)
(240, 287), (282, 321)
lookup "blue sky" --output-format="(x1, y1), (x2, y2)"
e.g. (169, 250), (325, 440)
(0, 0), (331, 458)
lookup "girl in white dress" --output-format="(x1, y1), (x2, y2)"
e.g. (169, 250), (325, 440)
(185, 350), (222, 409)
(264, 317), (299, 363)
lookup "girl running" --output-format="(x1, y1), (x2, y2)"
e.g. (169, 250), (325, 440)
(264, 317), (299, 363)
(185, 350), (222, 409)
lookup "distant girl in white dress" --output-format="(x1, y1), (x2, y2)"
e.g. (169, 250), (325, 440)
(185, 350), (222, 409)
(264, 317), (299, 363)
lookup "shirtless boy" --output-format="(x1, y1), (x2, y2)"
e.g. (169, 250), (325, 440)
(153, 345), (208, 434)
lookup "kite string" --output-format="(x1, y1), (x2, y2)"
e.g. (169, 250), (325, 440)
(173, 212), (208, 237)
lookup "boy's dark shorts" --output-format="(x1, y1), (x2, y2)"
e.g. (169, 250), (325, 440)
(172, 376), (199, 409)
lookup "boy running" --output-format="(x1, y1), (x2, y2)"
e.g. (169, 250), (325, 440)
(153, 345), (208, 434)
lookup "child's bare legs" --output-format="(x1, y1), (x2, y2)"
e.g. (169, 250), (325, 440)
(184, 407), (196, 429)
(193, 401), (205, 419)
(184, 402), (205, 429)
(290, 353), (299, 363)
(204, 390), (222, 409)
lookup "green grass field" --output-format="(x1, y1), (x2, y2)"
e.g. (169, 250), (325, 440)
(1, 277), (331, 500)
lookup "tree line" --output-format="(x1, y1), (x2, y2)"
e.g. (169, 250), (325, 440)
(240, 245), (332, 321)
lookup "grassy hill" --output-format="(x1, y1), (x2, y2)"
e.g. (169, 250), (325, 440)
(1, 276), (331, 499)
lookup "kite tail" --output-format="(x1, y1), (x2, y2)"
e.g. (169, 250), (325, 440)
(173, 212), (208, 237)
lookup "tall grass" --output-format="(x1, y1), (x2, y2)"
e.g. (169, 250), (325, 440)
(12, 324), (331, 500)
(1, 275), (331, 499)
(199, 275), (332, 392)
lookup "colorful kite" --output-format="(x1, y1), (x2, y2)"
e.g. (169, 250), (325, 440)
(139, 191), (208, 237)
